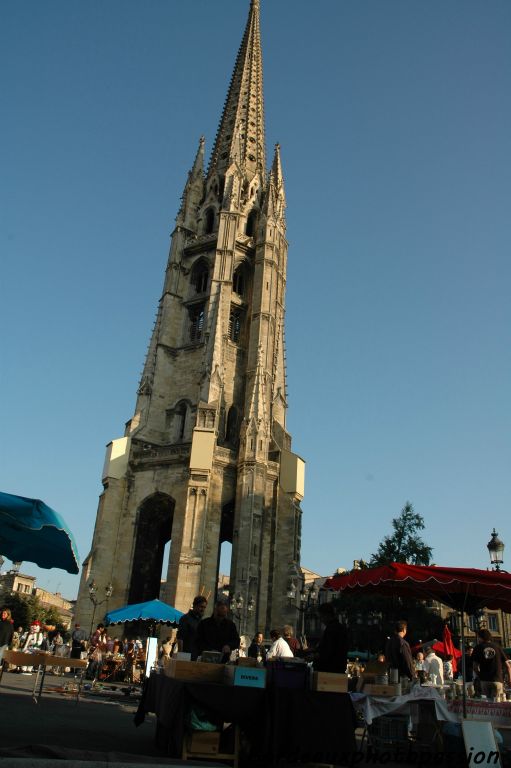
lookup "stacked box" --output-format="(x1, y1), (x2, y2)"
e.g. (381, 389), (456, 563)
(312, 672), (349, 692)
(163, 658), (225, 683)
(187, 731), (220, 754)
(364, 683), (401, 696)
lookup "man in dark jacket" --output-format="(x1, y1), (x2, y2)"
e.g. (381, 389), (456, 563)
(385, 620), (416, 680)
(472, 628), (511, 700)
(71, 623), (88, 659)
(196, 599), (240, 662)
(176, 595), (208, 660)
(314, 602), (349, 673)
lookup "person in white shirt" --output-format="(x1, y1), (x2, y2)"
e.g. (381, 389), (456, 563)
(267, 629), (293, 660)
(423, 645), (444, 685)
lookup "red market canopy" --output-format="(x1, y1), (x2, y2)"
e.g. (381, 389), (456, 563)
(323, 562), (511, 615)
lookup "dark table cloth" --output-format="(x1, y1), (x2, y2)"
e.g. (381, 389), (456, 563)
(137, 674), (266, 757)
(269, 686), (357, 765)
(136, 672), (357, 764)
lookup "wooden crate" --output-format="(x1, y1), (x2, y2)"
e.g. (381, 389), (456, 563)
(163, 658), (225, 683)
(311, 672), (349, 693)
(364, 683), (401, 696)
(187, 731), (220, 754)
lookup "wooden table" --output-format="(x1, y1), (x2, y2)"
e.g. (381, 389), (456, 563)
(0, 650), (88, 703)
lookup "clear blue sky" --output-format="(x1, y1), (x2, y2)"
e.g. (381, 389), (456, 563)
(2, 0), (510, 600)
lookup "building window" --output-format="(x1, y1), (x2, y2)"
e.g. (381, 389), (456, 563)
(233, 266), (245, 297)
(175, 402), (187, 441)
(246, 209), (257, 237)
(205, 208), (215, 234)
(191, 260), (209, 294)
(225, 406), (238, 445)
(189, 304), (205, 342)
(228, 308), (242, 343)
(468, 615), (477, 631)
(166, 401), (190, 442)
(488, 614), (498, 632)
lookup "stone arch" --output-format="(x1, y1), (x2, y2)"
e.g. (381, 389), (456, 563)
(190, 257), (209, 295)
(128, 492), (175, 604)
(232, 263), (247, 298)
(245, 209), (258, 237)
(220, 500), (234, 545)
(225, 405), (239, 446)
(166, 398), (192, 442)
(204, 207), (216, 234)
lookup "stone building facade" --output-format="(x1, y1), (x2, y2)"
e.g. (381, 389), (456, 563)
(75, 0), (305, 637)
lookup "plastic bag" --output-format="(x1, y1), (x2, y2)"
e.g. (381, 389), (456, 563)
(188, 706), (217, 732)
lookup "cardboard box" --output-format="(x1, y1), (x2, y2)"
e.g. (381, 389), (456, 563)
(187, 731), (220, 754)
(237, 657), (258, 668)
(163, 658), (225, 684)
(312, 672), (349, 693)
(364, 683), (401, 697)
(224, 665), (266, 688)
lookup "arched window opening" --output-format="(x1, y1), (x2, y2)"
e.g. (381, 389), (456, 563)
(205, 208), (215, 234)
(189, 304), (205, 342)
(233, 266), (245, 297)
(216, 501), (235, 601)
(192, 260), (209, 294)
(128, 493), (174, 604)
(217, 539), (233, 604)
(175, 401), (187, 441)
(225, 406), (238, 445)
(228, 309), (242, 343)
(246, 209), (257, 237)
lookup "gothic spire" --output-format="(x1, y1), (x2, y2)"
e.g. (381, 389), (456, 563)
(208, 0), (265, 178)
(246, 345), (267, 428)
(176, 136), (205, 229)
(262, 143), (286, 222)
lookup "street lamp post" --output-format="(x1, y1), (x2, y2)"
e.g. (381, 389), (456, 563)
(487, 529), (505, 571)
(288, 580), (318, 639)
(229, 592), (255, 635)
(88, 580), (113, 640)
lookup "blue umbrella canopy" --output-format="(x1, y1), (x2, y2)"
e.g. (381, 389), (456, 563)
(105, 598), (184, 626)
(0, 491), (80, 575)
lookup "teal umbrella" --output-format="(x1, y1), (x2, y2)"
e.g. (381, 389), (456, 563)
(0, 491), (79, 574)
(105, 598), (183, 626)
(347, 650), (373, 661)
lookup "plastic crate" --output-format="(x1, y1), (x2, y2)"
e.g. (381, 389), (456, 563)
(368, 714), (409, 746)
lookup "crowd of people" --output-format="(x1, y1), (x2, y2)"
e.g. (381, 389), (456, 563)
(384, 619), (511, 700)
(170, 596), (349, 673)
(3, 601), (510, 698)
(0, 608), (145, 681)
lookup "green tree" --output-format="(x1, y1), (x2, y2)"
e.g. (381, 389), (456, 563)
(1, 593), (43, 628)
(42, 605), (63, 628)
(370, 502), (432, 566)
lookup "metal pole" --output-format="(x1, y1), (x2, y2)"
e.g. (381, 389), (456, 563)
(460, 610), (467, 719)
(89, 600), (97, 641)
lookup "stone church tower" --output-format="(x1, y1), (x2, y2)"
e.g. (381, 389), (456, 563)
(75, 0), (305, 636)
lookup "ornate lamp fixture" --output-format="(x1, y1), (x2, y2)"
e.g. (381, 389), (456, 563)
(487, 529), (505, 571)
(88, 579), (113, 637)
